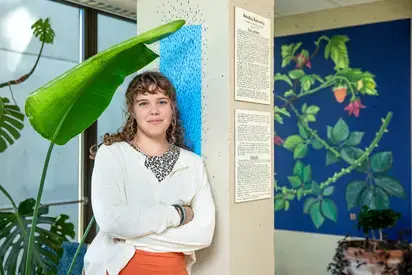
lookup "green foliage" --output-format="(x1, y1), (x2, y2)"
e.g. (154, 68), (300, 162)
(274, 105), (290, 124)
(0, 97), (24, 152)
(357, 205), (400, 238)
(324, 35), (350, 70)
(281, 42), (302, 67)
(31, 18), (55, 44)
(0, 198), (75, 274)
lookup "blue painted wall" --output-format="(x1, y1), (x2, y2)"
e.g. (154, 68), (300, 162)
(159, 25), (202, 155)
(274, 19), (411, 240)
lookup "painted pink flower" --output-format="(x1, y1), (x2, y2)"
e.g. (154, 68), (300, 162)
(295, 53), (312, 69)
(274, 136), (284, 146)
(344, 99), (366, 117)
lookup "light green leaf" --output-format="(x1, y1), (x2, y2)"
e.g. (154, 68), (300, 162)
(292, 42), (302, 54)
(321, 198), (337, 222)
(294, 143), (308, 159)
(303, 165), (312, 184)
(332, 118), (350, 143)
(300, 75), (315, 91)
(283, 135), (304, 151)
(275, 73), (293, 87)
(374, 176), (405, 198)
(305, 105), (320, 115)
(311, 181), (321, 195)
(297, 122), (309, 139)
(287, 176), (302, 188)
(293, 160), (305, 178)
(358, 186), (389, 210)
(324, 35), (350, 69)
(340, 147), (364, 165)
(284, 89), (295, 97)
(25, 20), (185, 145)
(310, 201), (325, 229)
(326, 125), (337, 144)
(345, 131), (364, 146)
(303, 197), (316, 214)
(275, 199), (285, 211)
(297, 188), (304, 201)
(281, 44), (294, 58)
(326, 151), (339, 166)
(284, 200), (291, 211)
(312, 74), (325, 83)
(370, 152), (393, 173)
(286, 193), (295, 200)
(289, 69), (305, 80)
(275, 114), (284, 124)
(282, 55), (294, 68)
(301, 103), (308, 113)
(311, 140), (323, 150)
(306, 114), (316, 122)
(0, 97), (25, 152)
(275, 106), (291, 117)
(323, 186), (334, 196)
(345, 180), (367, 210)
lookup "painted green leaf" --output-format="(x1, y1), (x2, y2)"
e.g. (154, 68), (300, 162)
(326, 125), (337, 145)
(303, 197), (316, 214)
(303, 164), (312, 184)
(370, 152), (393, 173)
(284, 89), (295, 97)
(275, 114), (284, 124)
(293, 160), (305, 178)
(345, 131), (364, 146)
(275, 106), (291, 117)
(324, 35), (350, 69)
(25, 20), (185, 145)
(310, 201), (325, 229)
(305, 114), (316, 122)
(275, 199), (285, 211)
(282, 56), (294, 68)
(332, 118), (350, 143)
(283, 135), (304, 151)
(287, 176), (302, 188)
(284, 200), (290, 211)
(312, 74), (324, 83)
(297, 122), (309, 139)
(274, 73), (293, 87)
(345, 180), (367, 210)
(274, 193), (283, 200)
(289, 69), (305, 80)
(305, 105), (320, 115)
(326, 151), (339, 166)
(375, 187), (390, 209)
(292, 42), (302, 54)
(281, 43), (294, 58)
(358, 186), (389, 210)
(297, 188), (304, 201)
(321, 198), (337, 222)
(311, 181), (321, 195)
(301, 103), (308, 113)
(323, 186), (334, 196)
(341, 147), (364, 165)
(286, 193), (295, 200)
(0, 97), (25, 152)
(300, 75), (315, 91)
(311, 140), (323, 150)
(374, 176), (405, 198)
(294, 143), (308, 159)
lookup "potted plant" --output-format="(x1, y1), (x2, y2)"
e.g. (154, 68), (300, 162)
(328, 205), (410, 275)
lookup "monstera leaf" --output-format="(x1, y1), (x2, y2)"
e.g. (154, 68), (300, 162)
(0, 198), (75, 274)
(0, 97), (24, 152)
(31, 18), (55, 44)
(25, 19), (185, 145)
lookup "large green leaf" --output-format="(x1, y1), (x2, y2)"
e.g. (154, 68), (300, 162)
(370, 152), (393, 173)
(310, 201), (325, 229)
(25, 20), (185, 145)
(0, 97), (24, 152)
(324, 35), (350, 69)
(345, 180), (367, 210)
(374, 176), (405, 198)
(0, 198), (75, 274)
(332, 118), (349, 143)
(321, 198), (337, 222)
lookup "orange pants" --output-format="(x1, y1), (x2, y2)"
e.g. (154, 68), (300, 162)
(107, 249), (188, 275)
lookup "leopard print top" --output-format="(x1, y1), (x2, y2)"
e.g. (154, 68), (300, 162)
(128, 143), (180, 182)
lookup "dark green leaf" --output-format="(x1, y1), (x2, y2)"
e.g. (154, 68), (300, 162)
(275, 199), (285, 211)
(326, 125), (337, 144)
(375, 187), (390, 209)
(326, 151), (339, 166)
(321, 198), (338, 222)
(323, 186), (334, 196)
(283, 135), (304, 151)
(303, 165), (312, 184)
(358, 186), (389, 210)
(287, 176), (302, 188)
(370, 152), (393, 173)
(293, 160), (305, 179)
(310, 201), (325, 229)
(324, 35), (350, 69)
(297, 188), (304, 201)
(31, 18), (55, 44)
(294, 143), (308, 159)
(311, 181), (321, 195)
(374, 176), (405, 198)
(345, 180), (367, 210)
(332, 118), (349, 142)
(289, 69), (305, 80)
(345, 131), (364, 146)
(274, 73), (293, 87)
(341, 147), (364, 165)
(0, 97), (24, 153)
(25, 20), (185, 145)
(303, 197), (316, 214)
(0, 198), (75, 274)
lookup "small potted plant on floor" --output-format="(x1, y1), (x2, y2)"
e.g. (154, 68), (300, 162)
(328, 205), (410, 275)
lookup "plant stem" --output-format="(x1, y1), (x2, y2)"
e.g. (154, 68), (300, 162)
(0, 184), (18, 211)
(379, 229), (383, 241)
(297, 80), (335, 98)
(67, 216), (95, 275)
(319, 112), (392, 189)
(25, 141), (55, 275)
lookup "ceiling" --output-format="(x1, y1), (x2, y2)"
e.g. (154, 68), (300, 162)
(72, 0), (384, 20)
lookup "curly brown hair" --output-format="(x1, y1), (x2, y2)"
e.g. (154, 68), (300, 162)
(89, 71), (190, 159)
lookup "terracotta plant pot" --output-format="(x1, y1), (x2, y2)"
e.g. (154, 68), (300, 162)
(343, 240), (407, 275)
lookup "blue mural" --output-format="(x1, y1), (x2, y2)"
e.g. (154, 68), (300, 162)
(159, 25), (202, 155)
(274, 19), (411, 239)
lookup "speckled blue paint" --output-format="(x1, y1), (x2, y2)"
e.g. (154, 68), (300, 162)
(159, 25), (202, 155)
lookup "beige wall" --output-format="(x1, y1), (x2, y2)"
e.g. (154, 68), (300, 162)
(274, 0), (412, 274)
(137, 0), (275, 274)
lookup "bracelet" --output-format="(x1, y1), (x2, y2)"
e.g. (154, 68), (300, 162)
(173, 205), (185, 225)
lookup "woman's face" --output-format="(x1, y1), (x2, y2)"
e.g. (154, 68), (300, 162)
(131, 88), (173, 141)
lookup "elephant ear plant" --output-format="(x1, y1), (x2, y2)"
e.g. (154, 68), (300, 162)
(1, 19), (185, 274)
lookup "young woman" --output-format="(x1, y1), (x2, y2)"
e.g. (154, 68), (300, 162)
(83, 71), (216, 275)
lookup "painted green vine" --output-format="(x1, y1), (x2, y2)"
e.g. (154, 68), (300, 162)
(274, 34), (405, 229)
